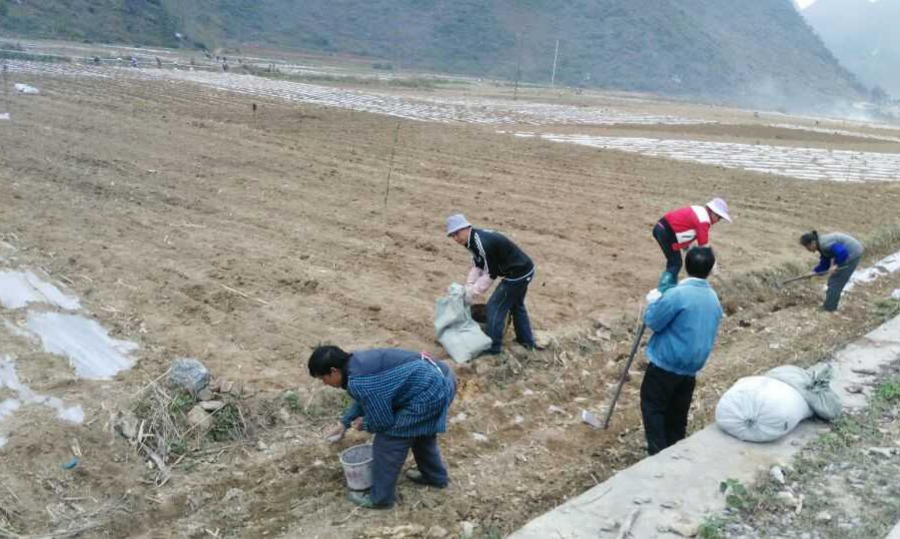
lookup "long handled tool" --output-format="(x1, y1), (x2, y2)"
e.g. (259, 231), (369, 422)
(600, 312), (647, 430)
(779, 272), (822, 287)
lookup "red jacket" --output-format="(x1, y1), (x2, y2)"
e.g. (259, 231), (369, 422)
(663, 206), (712, 250)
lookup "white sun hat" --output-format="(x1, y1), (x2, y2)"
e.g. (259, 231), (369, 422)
(445, 213), (472, 236)
(706, 198), (732, 223)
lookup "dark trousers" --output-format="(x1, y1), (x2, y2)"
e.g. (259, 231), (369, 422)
(824, 258), (859, 311)
(653, 219), (682, 278)
(640, 362), (696, 456)
(370, 434), (448, 507)
(485, 275), (534, 353)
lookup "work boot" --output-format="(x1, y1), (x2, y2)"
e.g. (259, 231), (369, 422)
(347, 491), (392, 509)
(405, 469), (449, 489)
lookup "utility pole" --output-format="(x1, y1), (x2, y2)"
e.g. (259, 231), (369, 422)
(550, 39), (559, 88)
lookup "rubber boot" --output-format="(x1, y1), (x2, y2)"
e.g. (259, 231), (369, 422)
(657, 271), (677, 294)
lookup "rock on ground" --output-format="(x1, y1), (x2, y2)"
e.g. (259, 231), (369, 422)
(168, 358), (210, 394)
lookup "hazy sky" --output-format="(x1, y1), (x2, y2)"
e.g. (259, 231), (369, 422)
(797, 0), (818, 8)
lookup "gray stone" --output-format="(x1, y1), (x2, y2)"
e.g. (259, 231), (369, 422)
(427, 525), (449, 538)
(815, 511), (832, 522)
(770, 466), (786, 485)
(186, 406), (211, 430)
(197, 388), (214, 401)
(776, 491), (798, 508)
(168, 358), (210, 394)
(472, 432), (489, 443)
(200, 400), (226, 412)
(866, 447), (894, 458)
(116, 412), (139, 440)
(459, 521), (475, 539)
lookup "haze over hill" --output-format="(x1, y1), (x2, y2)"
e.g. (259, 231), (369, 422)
(802, 0), (900, 97)
(0, 0), (866, 110)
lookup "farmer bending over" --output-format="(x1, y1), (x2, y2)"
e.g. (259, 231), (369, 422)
(446, 213), (538, 354)
(653, 198), (731, 292)
(800, 231), (863, 312)
(310, 346), (456, 509)
(641, 247), (723, 455)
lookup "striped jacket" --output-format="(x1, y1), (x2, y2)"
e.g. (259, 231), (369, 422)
(340, 349), (456, 438)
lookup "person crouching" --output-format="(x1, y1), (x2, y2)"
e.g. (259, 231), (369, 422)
(309, 346), (456, 508)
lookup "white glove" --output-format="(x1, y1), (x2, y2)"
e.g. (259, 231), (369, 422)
(645, 288), (662, 304)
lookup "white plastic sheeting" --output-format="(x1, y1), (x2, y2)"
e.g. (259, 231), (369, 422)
(0, 270), (81, 310)
(14, 83), (39, 94)
(25, 312), (137, 380)
(521, 133), (900, 183)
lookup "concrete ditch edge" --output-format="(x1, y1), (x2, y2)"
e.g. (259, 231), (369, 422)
(509, 315), (900, 539)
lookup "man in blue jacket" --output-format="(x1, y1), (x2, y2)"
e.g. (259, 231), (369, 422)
(310, 346), (456, 509)
(640, 247), (722, 455)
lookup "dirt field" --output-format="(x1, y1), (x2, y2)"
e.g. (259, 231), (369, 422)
(1, 57), (900, 538)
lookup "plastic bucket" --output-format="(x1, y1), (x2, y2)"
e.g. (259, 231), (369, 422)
(339, 443), (373, 491)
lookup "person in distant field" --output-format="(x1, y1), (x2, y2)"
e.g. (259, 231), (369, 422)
(800, 231), (864, 312)
(640, 247), (722, 455)
(653, 198), (732, 292)
(311, 346), (456, 509)
(156, 56), (162, 69)
(446, 213), (538, 355)
(129, 56), (138, 68)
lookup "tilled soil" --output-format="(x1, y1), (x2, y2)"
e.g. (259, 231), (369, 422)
(0, 67), (900, 538)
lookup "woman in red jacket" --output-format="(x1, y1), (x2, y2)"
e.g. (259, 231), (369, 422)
(653, 198), (732, 291)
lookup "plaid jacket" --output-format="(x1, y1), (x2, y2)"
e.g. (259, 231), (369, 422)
(340, 349), (456, 438)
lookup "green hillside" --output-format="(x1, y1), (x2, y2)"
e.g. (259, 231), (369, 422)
(0, 0), (866, 108)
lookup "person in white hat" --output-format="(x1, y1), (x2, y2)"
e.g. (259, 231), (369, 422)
(445, 213), (537, 355)
(652, 198), (731, 292)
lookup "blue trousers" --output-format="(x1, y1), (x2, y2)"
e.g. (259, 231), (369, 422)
(824, 258), (859, 311)
(486, 276), (534, 353)
(370, 434), (449, 507)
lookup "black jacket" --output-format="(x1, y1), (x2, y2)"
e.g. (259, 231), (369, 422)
(467, 228), (534, 281)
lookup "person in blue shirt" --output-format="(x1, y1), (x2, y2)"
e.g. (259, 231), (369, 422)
(309, 346), (456, 509)
(640, 247), (723, 455)
(800, 231), (864, 312)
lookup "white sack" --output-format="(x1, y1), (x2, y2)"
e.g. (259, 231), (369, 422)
(14, 84), (39, 95)
(716, 376), (812, 443)
(766, 363), (842, 420)
(434, 283), (491, 364)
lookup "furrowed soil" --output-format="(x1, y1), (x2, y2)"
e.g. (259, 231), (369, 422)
(1, 69), (900, 538)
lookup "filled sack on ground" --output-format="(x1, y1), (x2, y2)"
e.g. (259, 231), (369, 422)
(715, 376), (813, 442)
(765, 363), (842, 420)
(434, 283), (492, 364)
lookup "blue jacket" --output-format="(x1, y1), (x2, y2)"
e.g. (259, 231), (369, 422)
(643, 278), (722, 376)
(340, 349), (456, 438)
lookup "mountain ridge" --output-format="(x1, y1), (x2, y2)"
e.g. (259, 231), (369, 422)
(0, 0), (866, 109)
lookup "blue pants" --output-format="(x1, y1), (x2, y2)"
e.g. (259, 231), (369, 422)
(486, 275), (534, 353)
(369, 367), (455, 507)
(370, 434), (449, 506)
(824, 258), (859, 311)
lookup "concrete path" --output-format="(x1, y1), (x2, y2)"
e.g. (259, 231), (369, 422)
(510, 315), (900, 539)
